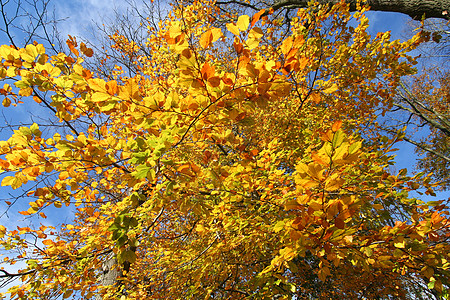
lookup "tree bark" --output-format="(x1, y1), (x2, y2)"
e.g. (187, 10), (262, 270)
(270, 0), (450, 19)
(96, 255), (120, 300)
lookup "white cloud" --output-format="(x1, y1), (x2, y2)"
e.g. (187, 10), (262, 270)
(53, 0), (131, 40)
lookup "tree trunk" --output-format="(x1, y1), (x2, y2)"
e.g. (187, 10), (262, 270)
(270, 0), (450, 19)
(96, 255), (120, 300)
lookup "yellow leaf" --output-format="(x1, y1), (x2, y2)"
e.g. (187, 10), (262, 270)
(245, 38), (260, 50)
(167, 23), (182, 39)
(293, 35), (305, 48)
(332, 142), (349, 163)
(323, 83), (338, 94)
(295, 178), (319, 189)
(211, 27), (223, 42)
(20, 46), (35, 63)
(295, 162), (308, 174)
(226, 23), (240, 36)
(36, 43), (45, 55)
(318, 266), (330, 281)
(249, 27), (263, 39)
(200, 30), (213, 49)
(314, 144), (332, 165)
(2, 97), (11, 107)
(0, 225), (6, 238)
(307, 163), (324, 181)
(88, 78), (108, 93)
(309, 200), (322, 211)
(280, 247), (296, 261)
(236, 15), (250, 31)
(173, 38), (189, 53)
(393, 236), (405, 248)
(284, 198), (301, 210)
(0, 45), (13, 59)
(27, 207), (37, 214)
(91, 92), (111, 102)
(325, 174), (345, 191)
(200, 27), (222, 49)
(177, 164), (193, 176)
(373, 203), (383, 210)
(1, 176), (15, 187)
(299, 57), (309, 70)
(331, 130), (346, 148)
(119, 78), (140, 100)
(63, 290), (73, 299)
(6, 66), (16, 77)
(196, 224), (206, 234)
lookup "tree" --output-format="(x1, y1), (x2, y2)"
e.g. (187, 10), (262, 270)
(380, 18), (450, 191)
(0, 0), (67, 53)
(215, 0), (450, 191)
(0, 0), (449, 299)
(391, 68), (450, 190)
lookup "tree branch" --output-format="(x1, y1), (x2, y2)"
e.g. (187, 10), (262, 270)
(402, 136), (450, 163)
(270, 0), (450, 20)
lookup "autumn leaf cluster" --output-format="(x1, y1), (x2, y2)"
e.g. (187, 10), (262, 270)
(0, 0), (448, 299)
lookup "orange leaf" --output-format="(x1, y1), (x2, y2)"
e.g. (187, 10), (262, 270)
(299, 57), (309, 70)
(177, 164), (192, 176)
(201, 62), (215, 80)
(106, 80), (118, 95)
(59, 171), (69, 180)
(33, 95), (42, 103)
(251, 9), (265, 28)
(281, 36), (293, 56)
(335, 217), (345, 229)
(42, 239), (53, 246)
(188, 102), (199, 111)
(332, 120), (343, 132)
(207, 76), (221, 87)
(318, 266), (330, 281)
(80, 42), (94, 57)
(233, 41), (244, 54)
(310, 93), (321, 103)
(66, 36), (79, 56)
